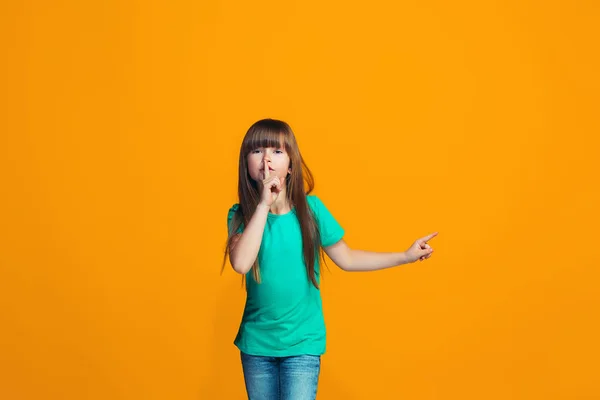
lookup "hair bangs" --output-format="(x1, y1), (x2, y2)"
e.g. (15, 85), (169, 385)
(242, 121), (291, 155)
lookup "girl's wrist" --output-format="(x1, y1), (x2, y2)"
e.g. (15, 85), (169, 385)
(256, 203), (270, 213)
(404, 250), (417, 264)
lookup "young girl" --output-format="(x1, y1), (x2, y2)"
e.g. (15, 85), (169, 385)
(224, 118), (437, 400)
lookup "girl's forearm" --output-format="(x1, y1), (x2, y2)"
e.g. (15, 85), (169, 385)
(343, 249), (410, 272)
(229, 204), (270, 274)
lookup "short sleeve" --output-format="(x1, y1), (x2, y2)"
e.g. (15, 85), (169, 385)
(227, 204), (244, 234)
(308, 195), (344, 247)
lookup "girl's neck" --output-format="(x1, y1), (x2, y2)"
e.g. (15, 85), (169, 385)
(269, 189), (292, 215)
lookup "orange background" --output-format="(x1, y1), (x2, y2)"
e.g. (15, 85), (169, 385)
(1, 1), (599, 399)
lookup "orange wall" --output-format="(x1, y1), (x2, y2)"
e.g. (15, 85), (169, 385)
(1, 1), (598, 399)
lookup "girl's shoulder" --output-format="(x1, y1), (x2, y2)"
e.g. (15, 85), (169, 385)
(227, 203), (242, 231)
(227, 203), (240, 221)
(306, 194), (327, 214)
(306, 194), (323, 206)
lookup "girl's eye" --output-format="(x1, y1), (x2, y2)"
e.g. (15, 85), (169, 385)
(251, 149), (262, 154)
(275, 149), (284, 154)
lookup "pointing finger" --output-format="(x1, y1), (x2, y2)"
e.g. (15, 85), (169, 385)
(264, 159), (270, 179)
(420, 232), (438, 243)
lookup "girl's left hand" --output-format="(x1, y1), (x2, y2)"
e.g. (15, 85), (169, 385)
(406, 232), (438, 263)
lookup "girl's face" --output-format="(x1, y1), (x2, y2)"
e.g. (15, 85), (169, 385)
(247, 146), (291, 184)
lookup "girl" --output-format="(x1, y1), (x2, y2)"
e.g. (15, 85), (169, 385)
(224, 118), (437, 400)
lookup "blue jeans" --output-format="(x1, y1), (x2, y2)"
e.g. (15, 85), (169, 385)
(240, 352), (321, 400)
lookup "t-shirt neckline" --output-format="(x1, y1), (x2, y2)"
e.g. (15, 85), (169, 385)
(267, 206), (296, 219)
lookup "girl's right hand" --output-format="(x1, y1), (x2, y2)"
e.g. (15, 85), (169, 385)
(259, 159), (283, 207)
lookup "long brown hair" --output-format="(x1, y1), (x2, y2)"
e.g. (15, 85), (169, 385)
(222, 119), (324, 288)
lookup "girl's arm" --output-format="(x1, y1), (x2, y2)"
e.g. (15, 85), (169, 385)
(230, 159), (285, 275)
(229, 204), (270, 274)
(323, 233), (437, 272)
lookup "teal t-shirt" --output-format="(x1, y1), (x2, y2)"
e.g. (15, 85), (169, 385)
(226, 195), (344, 357)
